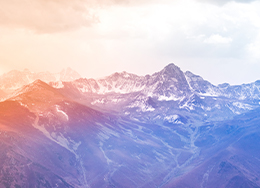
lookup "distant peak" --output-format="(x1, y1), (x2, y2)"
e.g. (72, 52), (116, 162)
(62, 67), (73, 72)
(159, 63), (182, 76)
(32, 79), (46, 85)
(255, 80), (260, 85)
(23, 68), (31, 73)
(163, 63), (181, 72)
(218, 83), (230, 88)
(21, 79), (51, 92)
(9, 79), (54, 100)
(24, 79), (54, 91)
(109, 71), (132, 79)
(164, 63), (180, 69)
(60, 67), (81, 81)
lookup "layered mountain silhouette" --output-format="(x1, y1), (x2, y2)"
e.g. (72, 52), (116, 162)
(0, 67), (81, 95)
(1, 63), (260, 187)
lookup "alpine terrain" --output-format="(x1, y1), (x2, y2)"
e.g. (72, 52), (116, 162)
(1, 63), (260, 187)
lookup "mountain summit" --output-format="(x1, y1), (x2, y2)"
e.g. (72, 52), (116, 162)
(9, 79), (68, 113)
(60, 67), (81, 82)
(160, 63), (182, 76)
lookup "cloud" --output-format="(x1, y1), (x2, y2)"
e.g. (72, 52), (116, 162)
(0, 0), (168, 33)
(197, 0), (258, 6)
(204, 34), (232, 44)
(147, 0), (260, 61)
(0, 0), (102, 33)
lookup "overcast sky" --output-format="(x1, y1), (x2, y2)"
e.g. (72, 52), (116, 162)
(1, 0), (260, 85)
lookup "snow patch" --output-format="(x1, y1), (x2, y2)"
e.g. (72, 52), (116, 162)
(91, 98), (105, 105)
(128, 100), (155, 112)
(111, 98), (122, 103)
(99, 142), (113, 164)
(78, 85), (90, 93)
(232, 102), (253, 110)
(164, 115), (183, 124)
(18, 102), (28, 108)
(51, 81), (64, 89)
(215, 104), (221, 109)
(55, 105), (69, 121)
(158, 94), (181, 101)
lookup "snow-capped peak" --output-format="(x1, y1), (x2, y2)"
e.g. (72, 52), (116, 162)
(60, 67), (81, 82)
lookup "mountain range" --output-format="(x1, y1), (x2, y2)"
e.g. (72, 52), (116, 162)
(1, 63), (260, 187)
(0, 67), (81, 95)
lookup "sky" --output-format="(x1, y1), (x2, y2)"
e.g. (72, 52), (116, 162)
(1, 0), (260, 85)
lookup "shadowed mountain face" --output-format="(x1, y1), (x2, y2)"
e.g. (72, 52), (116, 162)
(1, 64), (260, 187)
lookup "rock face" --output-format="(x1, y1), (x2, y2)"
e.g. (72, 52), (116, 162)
(1, 63), (260, 187)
